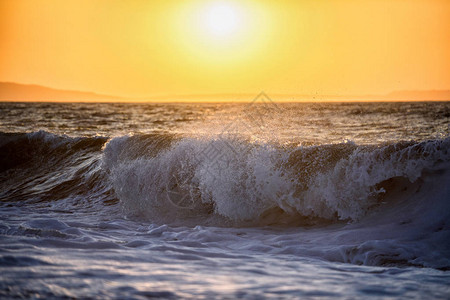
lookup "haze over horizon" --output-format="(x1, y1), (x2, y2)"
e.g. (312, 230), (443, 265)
(1, 0), (449, 101)
(1, 81), (449, 102)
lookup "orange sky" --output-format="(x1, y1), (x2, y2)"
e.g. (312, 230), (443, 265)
(1, 0), (449, 99)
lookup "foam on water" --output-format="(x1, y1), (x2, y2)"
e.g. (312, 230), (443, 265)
(1, 102), (449, 298)
(98, 133), (450, 270)
(104, 135), (450, 222)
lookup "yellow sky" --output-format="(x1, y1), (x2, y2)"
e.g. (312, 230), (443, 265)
(1, 0), (449, 99)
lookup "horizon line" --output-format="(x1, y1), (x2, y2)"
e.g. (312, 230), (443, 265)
(1, 81), (449, 102)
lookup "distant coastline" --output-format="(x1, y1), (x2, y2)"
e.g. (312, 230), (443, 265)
(1, 82), (449, 102)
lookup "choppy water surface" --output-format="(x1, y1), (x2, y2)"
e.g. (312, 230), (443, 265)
(0, 101), (449, 299)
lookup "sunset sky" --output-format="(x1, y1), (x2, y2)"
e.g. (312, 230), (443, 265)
(1, 0), (449, 99)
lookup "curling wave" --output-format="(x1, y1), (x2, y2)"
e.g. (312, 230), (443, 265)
(1, 131), (450, 269)
(102, 133), (450, 226)
(102, 134), (450, 269)
(1, 130), (449, 227)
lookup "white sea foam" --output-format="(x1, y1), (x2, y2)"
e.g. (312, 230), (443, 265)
(1, 102), (450, 298)
(103, 135), (450, 227)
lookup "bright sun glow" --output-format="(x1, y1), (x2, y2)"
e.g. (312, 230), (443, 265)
(171, 0), (274, 67)
(203, 2), (242, 37)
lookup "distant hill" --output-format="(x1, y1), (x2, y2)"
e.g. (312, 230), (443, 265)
(0, 82), (125, 102)
(0, 82), (449, 102)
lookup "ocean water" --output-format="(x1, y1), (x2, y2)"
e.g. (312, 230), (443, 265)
(0, 100), (449, 299)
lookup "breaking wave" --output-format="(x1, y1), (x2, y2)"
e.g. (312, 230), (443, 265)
(1, 130), (449, 226)
(102, 133), (450, 226)
(1, 130), (450, 269)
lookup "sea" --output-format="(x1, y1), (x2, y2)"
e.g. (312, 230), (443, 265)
(0, 99), (449, 299)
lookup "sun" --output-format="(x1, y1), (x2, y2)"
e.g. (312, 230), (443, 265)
(170, 0), (275, 67)
(202, 2), (242, 37)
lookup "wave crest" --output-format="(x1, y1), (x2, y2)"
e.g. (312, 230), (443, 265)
(103, 134), (450, 226)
